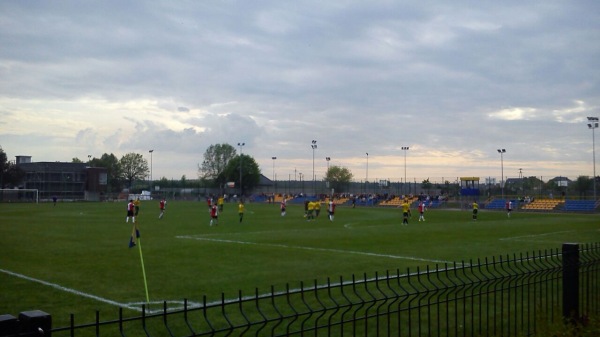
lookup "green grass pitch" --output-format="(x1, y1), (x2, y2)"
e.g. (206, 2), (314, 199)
(0, 200), (598, 327)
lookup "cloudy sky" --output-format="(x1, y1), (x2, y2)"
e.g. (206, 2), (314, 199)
(1, 1), (598, 184)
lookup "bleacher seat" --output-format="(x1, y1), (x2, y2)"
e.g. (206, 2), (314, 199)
(521, 199), (563, 211)
(563, 200), (597, 211)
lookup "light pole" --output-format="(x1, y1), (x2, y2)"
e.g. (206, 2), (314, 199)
(237, 142), (245, 198)
(587, 117), (598, 200)
(311, 140), (317, 195)
(365, 152), (369, 194)
(497, 149), (506, 199)
(272, 156), (277, 193)
(401, 147), (409, 195)
(149, 150), (154, 191)
(325, 157), (331, 188)
(519, 168), (523, 196)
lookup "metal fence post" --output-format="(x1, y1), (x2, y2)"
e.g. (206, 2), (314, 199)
(562, 243), (579, 323)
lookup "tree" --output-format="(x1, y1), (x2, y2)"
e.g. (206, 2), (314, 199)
(0, 146), (25, 188)
(119, 153), (149, 189)
(91, 153), (122, 192)
(72, 157), (84, 163)
(222, 154), (261, 195)
(180, 175), (187, 188)
(198, 144), (237, 187)
(573, 176), (593, 198)
(0, 147), (8, 187)
(325, 165), (353, 193)
(421, 178), (433, 193)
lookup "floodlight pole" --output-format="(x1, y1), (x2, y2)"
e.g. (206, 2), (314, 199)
(519, 168), (523, 196)
(587, 117), (598, 200)
(149, 150), (154, 191)
(366, 152), (369, 194)
(238, 143), (245, 198)
(325, 157), (331, 188)
(497, 149), (506, 199)
(272, 156), (277, 193)
(402, 147), (409, 195)
(311, 140), (317, 196)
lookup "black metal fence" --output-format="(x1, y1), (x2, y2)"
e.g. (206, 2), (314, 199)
(3, 243), (599, 337)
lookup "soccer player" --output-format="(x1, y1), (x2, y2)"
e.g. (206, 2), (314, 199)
(218, 195), (224, 212)
(472, 200), (479, 220)
(315, 201), (321, 218)
(159, 198), (166, 219)
(134, 197), (141, 217)
(418, 201), (426, 222)
(307, 201), (315, 221)
(303, 199), (309, 218)
(280, 198), (286, 216)
(506, 200), (512, 217)
(238, 201), (245, 223)
(401, 199), (410, 225)
(126, 199), (135, 223)
(209, 203), (219, 226)
(328, 200), (336, 221)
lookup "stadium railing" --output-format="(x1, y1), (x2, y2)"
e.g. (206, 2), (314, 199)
(4, 243), (599, 337)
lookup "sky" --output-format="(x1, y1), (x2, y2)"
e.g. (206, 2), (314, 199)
(1, 1), (599, 184)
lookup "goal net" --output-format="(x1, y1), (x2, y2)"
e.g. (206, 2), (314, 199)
(0, 189), (39, 203)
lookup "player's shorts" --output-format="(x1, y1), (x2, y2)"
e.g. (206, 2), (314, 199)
(473, 209), (478, 214)
(127, 210), (134, 217)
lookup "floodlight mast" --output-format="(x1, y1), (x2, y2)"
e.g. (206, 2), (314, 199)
(237, 143), (245, 198)
(272, 157), (277, 193)
(587, 117), (598, 200)
(497, 149), (506, 199)
(311, 140), (317, 195)
(402, 147), (409, 195)
(149, 150), (154, 191)
(365, 152), (369, 193)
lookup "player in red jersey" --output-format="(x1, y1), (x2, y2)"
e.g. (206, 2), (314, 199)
(159, 198), (166, 219)
(418, 201), (426, 222)
(327, 200), (336, 221)
(210, 204), (219, 226)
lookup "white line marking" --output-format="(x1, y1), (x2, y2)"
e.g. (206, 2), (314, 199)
(1, 268), (137, 310)
(0, 268), (200, 314)
(499, 231), (575, 241)
(176, 235), (457, 264)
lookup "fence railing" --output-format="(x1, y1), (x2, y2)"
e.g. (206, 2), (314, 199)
(3, 242), (599, 337)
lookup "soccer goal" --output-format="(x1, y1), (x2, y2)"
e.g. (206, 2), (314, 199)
(0, 189), (39, 203)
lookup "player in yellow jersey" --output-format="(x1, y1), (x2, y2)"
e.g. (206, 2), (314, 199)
(401, 200), (411, 225)
(315, 201), (321, 218)
(133, 197), (141, 217)
(472, 200), (479, 220)
(218, 195), (224, 212)
(307, 201), (316, 221)
(238, 201), (245, 223)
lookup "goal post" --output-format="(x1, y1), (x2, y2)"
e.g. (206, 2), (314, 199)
(0, 189), (39, 203)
